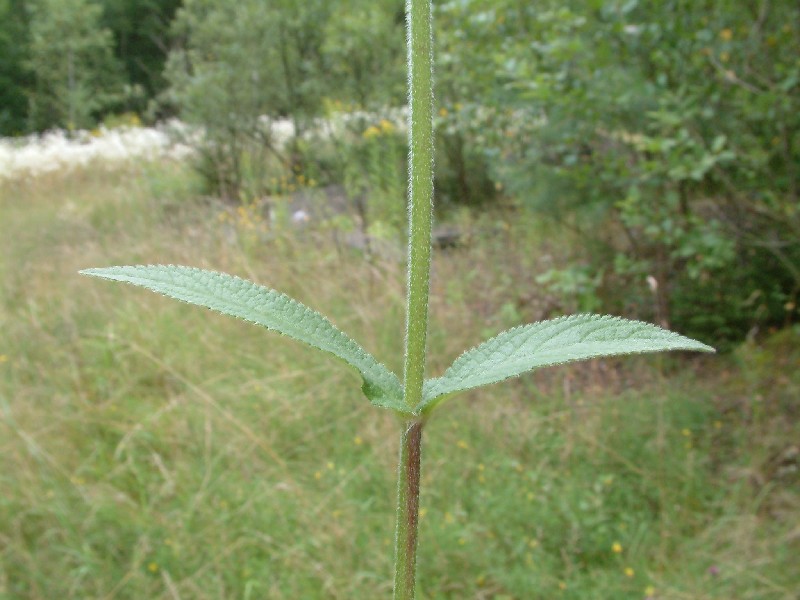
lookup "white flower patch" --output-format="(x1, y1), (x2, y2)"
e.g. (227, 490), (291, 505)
(0, 109), (410, 183)
(0, 120), (196, 182)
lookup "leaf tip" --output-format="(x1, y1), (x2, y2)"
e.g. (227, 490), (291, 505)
(694, 341), (716, 353)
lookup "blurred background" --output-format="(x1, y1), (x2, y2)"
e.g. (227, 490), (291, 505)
(1, 0), (798, 598)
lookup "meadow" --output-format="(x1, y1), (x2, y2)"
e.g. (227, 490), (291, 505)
(1, 158), (798, 599)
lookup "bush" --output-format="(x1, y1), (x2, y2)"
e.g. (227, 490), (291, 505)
(435, 0), (800, 346)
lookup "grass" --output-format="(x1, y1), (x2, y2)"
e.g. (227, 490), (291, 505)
(1, 163), (798, 599)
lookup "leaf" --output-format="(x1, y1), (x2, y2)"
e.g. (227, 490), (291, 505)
(419, 314), (714, 415)
(80, 265), (406, 413)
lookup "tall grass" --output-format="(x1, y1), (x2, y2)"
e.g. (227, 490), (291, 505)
(1, 164), (798, 598)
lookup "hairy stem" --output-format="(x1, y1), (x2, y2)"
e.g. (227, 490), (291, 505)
(402, 0), (434, 413)
(393, 0), (433, 598)
(393, 420), (424, 600)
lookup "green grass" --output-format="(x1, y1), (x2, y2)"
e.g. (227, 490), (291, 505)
(1, 164), (798, 599)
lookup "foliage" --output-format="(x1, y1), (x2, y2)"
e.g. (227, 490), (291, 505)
(433, 103), (499, 207)
(0, 0), (179, 133)
(99, 0), (182, 117)
(163, 0), (291, 198)
(163, 0), (406, 200)
(25, 0), (124, 131)
(288, 110), (409, 243)
(321, 0), (406, 108)
(435, 0), (800, 345)
(341, 116), (408, 238)
(0, 0), (32, 135)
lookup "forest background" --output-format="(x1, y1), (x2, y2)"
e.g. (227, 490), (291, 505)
(1, 0), (799, 598)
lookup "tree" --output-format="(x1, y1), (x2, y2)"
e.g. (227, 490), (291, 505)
(322, 0), (405, 109)
(99, 0), (182, 117)
(164, 0), (405, 199)
(0, 0), (32, 135)
(26, 0), (123, 130)
(435, 0), (800, 345)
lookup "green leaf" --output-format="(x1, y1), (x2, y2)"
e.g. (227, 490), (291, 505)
(419, 314), (714, 415)
(81, 265), (406, 413)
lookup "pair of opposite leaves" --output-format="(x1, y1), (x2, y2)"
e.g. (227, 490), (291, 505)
(81, 265), (714, 417)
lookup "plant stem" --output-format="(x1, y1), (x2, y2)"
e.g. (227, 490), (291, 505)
(402, 0), (434, 413)
(393, 0), (433, 598)
(393, 419), (423, 599)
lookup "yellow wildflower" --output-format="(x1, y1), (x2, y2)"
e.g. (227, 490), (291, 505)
(720, 28), (733, 41)
(612, 542), (623, 553)
(625, 567), (635, 578)
(363, 126), (381, 139)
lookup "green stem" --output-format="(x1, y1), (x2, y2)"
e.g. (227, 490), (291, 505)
(402, 0), (434, 413)
(393, 0), (433, 598)
(392, 419), (424, 599)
